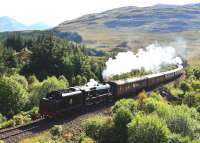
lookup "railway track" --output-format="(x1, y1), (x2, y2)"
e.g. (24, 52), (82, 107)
(0, 118), (50, 142)
(0, 104), (113, 143)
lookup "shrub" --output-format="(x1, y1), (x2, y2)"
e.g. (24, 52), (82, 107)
(192, 140), (200, 143)
(0, 114), (6, 124)
(80, 137), (95, 143)
(0, 76), (28, 116)
(127, 114), (170, 143)
(27, 75), (39, 85)
(83, 116), (116, 143)
(168, 134), (191, 143)
(150, 91), (164, 101)
(58, 75), (69, 87)
(12, 113), (31, 125)
(113, 107), (133, 129)
(183, 92), (200, 108)
(113, 107), (133, 143)
(112, 99), (138, 115)
(161, 105), (200, 139)
(26, 107), (40, 119)
(146, 101), (200, 138)
(179, 81), (192, 93)
(137, 90), (148, 109)
(29, 76), (68, 106)
(0, 119), (15, 129)
(50, 125), (63, 136)
(143, 98), (170, 114)
(10, 74), (28, 89)
(39, 76), (68, 98)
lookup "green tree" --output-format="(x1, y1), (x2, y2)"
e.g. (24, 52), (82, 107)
(180, 81), (192, 93)
(183, 92), (200, 108)
(168, 134), (191, 143)
(83, 116), (116, 143)
(128, 114), (170, 143)
(4, 32), (25, 52)
(75, 75), (87, 85)
(29, 76), (68, 106)
(0, 46), (20, 75)
(112, 99), (138, 114)
(113, 107), (133, 143)
(0, 76), (28, 116)
(21, 34), (97, 83)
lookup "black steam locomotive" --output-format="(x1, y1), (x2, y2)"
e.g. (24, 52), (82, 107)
(39, 66), (183, 118)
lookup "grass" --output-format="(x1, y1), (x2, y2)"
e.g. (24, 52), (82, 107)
(20, 132), (51, 143)
(59, 27), (200, 65)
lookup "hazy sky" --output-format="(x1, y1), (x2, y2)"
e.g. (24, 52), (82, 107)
(0, 0), (200, 26)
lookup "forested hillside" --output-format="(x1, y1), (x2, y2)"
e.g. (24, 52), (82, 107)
(0, 32), (106, 129)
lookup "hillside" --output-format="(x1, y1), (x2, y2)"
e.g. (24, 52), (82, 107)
(0, 16), (50, 32)
(55, 4), (200, 65)
(57, 4), (200, 33)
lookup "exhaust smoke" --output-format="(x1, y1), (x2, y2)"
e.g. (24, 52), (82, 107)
(102, 43), (183, 80)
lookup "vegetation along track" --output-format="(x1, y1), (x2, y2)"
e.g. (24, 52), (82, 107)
(0, 75), (184, 143)
(0, 104), (113, 143)
(0, 118), (50, 142)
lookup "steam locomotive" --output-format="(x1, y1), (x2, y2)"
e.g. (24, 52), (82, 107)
(39, 66), (183, 118)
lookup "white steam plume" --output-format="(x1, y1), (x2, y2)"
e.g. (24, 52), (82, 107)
(102, 43), (183, 80)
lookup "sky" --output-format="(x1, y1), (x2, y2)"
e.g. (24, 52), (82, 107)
(0, 0), (200, 26)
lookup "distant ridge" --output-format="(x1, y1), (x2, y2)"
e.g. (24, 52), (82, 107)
(56, 3), (200, 33)
(0, 16), (51, 32)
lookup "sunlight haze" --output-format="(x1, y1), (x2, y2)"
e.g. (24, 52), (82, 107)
(0, 0), (200, 26)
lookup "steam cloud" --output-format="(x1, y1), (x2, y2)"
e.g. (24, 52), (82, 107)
(102, 43), (183, 80)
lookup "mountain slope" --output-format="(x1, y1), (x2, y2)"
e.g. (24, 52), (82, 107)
(56, 4), (200, 65)
(0, 16), (50, 32)
(56, 4), (200, 33)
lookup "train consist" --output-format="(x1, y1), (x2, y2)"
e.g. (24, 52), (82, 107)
(39, 66), (183, 117)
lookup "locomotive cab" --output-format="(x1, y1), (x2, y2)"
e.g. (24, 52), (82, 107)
(39, 88), (84, 118)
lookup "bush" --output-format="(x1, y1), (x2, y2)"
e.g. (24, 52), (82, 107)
(127, 114), (170, 143)
(80, 137), (95, 143)
(27, 75), (39, 85)
(12, 113), (31, 125)
(112, 99), (138, 115)
(192, 140), (200, 143)
(113, 107), (133, 129)
(0, 119), (15, 129)
(113, 107), (133, 143)
(29, 76), (68, 106)
(168, 134), (191, 143)
(39, 76), (68, 98)
(137, 90), (148, 109)
(143, 98), (170, 114)
(156, 104), (200, 139)
(83, 116), (115, 143)
(0, 114), (6, 124)
(0, 76), (28, 116)
(50, 125), (63, 136)
(183, 92), (200, 108)
(150, 91), (164, 101)
(179, 81), (192, 93)
(26, 107), (39, 119)
(10, 74), (28, 89)
(166, 105), (199, 138)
